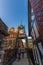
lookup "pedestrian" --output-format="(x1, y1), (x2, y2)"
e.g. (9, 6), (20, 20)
(18, 46), (21, 60)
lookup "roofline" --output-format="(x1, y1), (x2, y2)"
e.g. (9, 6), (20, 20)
(0, 18), (8, 28)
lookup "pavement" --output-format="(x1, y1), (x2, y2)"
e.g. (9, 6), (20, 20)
(12, 53), (29, 65)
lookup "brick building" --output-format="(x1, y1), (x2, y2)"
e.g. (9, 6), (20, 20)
(29, 1), (43, 65)
(29, 0), (43, 41)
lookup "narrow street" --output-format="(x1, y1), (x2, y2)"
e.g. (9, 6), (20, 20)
(12, 53), (29, 65)
(0, 0), (43, 65)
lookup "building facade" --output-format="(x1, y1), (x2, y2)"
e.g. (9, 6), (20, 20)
(0, 18), (8, 65)
(31, 9), (39, 41)
(0, 18), (8, 49)
(31, 9), (43, 65)
(29, 0), (43, 41)
(5, 27), (18, 49)
(29, 1), (43, 65)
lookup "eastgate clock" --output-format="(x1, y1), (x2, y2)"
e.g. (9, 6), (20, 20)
(19, 29), (24, 34)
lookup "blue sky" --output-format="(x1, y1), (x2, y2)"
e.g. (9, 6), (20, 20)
(0, 0), (28, 35)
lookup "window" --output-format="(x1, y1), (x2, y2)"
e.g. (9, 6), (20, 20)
(9, 40), (12, 44)
(10, 34), (13, 37)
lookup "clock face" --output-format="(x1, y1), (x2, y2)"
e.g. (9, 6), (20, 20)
(19, 29), (24, 34)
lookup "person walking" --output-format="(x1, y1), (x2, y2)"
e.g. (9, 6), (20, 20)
(18, 46), (21, 60)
